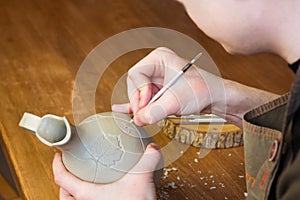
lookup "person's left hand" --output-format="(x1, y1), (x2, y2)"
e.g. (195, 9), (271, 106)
(52, 143), (161, 200)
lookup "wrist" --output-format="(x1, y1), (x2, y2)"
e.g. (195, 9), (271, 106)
(224, 79), (280, 119)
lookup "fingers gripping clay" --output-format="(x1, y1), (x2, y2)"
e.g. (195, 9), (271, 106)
(19, 112), (161, 184)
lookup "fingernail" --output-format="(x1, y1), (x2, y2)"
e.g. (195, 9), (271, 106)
(149, 143), (160, 151)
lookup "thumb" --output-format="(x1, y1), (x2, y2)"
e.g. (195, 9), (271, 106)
(129, 143), (162, 174)
(134, 94), (178, 126)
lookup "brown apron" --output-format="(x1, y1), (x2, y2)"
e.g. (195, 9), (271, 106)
(243, 94), (289, 199)
(243, 61), (300, 199)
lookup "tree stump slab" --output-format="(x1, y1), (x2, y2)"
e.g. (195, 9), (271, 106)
(160, 118), (243, 149)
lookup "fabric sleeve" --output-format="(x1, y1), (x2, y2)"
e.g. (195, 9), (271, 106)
(276, 151), (300, 199)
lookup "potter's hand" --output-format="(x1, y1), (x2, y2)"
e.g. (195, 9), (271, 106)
(52, 143), (161, 200)
(112, 47), (222, 126)
(112, 47), (280, 127)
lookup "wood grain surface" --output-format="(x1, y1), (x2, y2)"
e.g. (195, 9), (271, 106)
(0, 0), (294, 199)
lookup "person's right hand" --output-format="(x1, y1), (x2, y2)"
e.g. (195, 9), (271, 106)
(112, 47), (225, 125)
(112, 47), (279, 127)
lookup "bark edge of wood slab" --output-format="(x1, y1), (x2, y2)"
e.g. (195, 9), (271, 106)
(158, 118), (243, 149)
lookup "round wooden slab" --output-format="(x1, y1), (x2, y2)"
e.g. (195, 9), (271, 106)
(159, 118), (243, 149)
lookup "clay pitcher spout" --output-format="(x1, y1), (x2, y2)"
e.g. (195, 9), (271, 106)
(19, 113), (72, 147)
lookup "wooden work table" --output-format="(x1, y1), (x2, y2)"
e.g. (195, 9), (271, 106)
(0, 0), (294, 199)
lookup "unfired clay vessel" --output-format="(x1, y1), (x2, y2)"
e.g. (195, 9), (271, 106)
(19, 112), (160, 184)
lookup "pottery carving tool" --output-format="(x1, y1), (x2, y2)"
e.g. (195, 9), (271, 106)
(167, 114), (227, 124)
(148, 52), (203, 104)
(130, 52), (202, 123)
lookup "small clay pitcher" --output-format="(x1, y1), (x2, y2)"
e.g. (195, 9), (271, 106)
(19, 112), (161, 184)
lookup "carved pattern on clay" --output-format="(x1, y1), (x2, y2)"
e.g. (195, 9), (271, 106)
(89, 134), (123, 167)
(115, 118), (146, 148)
(117, 120), (138, 136)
